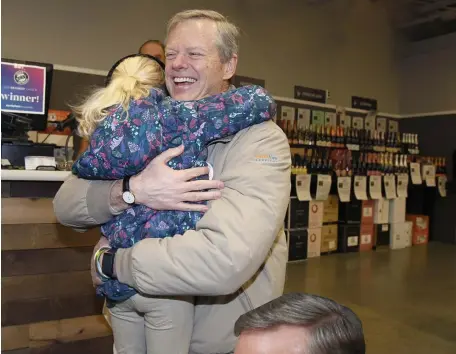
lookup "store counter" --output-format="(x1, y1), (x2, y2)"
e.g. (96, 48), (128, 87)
(1, 169), (111, 353)
(1, 170), (71, 198)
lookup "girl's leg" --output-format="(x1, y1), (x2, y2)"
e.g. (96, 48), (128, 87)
(134, 295), (195, 354)
(109, 297), (147, 354)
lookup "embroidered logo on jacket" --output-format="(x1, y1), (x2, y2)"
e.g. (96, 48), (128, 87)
(254, 154), (279, 163)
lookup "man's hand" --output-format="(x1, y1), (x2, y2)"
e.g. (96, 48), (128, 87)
(129, 145), (224, 212)
(90, 236), (110, 287)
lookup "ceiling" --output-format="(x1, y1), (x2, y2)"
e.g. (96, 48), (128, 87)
(385, 0), (456, 41)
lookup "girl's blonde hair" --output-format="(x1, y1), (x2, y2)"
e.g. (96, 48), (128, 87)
(74, 56), (165, 138)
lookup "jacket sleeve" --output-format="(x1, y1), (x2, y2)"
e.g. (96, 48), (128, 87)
(114, 121), (291, 296)
(53, 175), (118, 229)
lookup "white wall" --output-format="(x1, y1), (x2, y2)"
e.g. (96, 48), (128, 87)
(399, 32), (456, 115)
(1, 0), (400, 113)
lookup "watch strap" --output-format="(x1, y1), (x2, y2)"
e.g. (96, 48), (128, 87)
(102, 249), (117, 279)
(122, 175), (131, 193)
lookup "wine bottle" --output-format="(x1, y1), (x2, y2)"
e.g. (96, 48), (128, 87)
(394, 154), (399, 175)
(346, 156), (353, 177)
(321, 154), (328, 174)
(317, 126), (323, 147)
(325, 126), (331, 147)
(389, 153), (394, 175)
(330, 126), (336, 147)
(341, 127), (346, 148)
(306, 125), (312, 146)
(379, 153), (385, 176)
(316, 154), (323, 174)
(286, 121), (292, 145)
(372, 153), (378, 176)
(291, 120), (297, 145)
(298, 128), (304, 145)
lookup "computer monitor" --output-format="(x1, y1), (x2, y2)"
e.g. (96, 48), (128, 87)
(1, 58), (53, 140)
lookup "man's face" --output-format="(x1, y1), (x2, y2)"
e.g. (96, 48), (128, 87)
(140, 42), (165, 63)
(165, 19), (237, 100)
(234, 326), (309, 354)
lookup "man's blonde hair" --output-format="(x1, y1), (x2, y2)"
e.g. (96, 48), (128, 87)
(166, 9), (240, 63)
(73, 56), (164, 138)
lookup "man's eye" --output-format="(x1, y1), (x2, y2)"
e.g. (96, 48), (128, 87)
(189, 52), (202, 57)
(165, 53), (176, 59)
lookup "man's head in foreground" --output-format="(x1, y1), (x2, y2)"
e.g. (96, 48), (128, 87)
(164, 9), (238, 101)
(234, 293), (365, 354)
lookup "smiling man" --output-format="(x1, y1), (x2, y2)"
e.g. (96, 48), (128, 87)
(164, 16), (237, 101)
(54, 9), (290, 354)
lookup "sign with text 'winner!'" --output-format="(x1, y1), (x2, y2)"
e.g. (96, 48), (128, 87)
(1, 62), (46, 114)
(294, 86), (327, 104)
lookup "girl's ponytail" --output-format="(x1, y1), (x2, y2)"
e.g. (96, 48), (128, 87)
(73, 56), (164, 138)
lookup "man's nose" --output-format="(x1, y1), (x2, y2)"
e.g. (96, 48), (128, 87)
(171, 53), (188, 70)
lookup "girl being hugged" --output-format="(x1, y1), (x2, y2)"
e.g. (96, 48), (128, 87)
(72, 53), (275, 354)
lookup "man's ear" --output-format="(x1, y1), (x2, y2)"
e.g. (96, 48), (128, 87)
(222, 54), (238, 80)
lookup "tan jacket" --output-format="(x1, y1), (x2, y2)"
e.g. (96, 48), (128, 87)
(53, 120), (291, 353)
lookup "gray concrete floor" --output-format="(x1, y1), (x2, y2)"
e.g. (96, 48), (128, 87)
(284, 243), (456, 354)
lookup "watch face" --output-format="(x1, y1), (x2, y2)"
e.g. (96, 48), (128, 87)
(122, 191), (135, 204)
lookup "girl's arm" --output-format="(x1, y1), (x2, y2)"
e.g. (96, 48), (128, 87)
(167, 85), (276, 144)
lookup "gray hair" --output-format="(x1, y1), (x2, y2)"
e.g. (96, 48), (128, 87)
(234, 293), (365, 354)
(166, 9), (240, 63)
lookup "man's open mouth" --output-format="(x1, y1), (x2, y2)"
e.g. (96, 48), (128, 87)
(173, 77), (197, 86)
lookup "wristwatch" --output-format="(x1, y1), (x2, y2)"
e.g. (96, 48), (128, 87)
(122, 175), (135, 205)
(101, 248), (117, 279)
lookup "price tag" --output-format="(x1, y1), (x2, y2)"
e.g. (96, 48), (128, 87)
(339, 113), (351, 128)
(438, 175), (447, 197)
(337, 176), (351, 202)
(325, 112), (337, 127)
(389, 120), (399, 133)
(376, 117), (387, 133)
(361, 234), (372, 245)
(423, 165), (436, 187)
(297, 108), (311, 129)
(316, 174), (332, 201)
(354, 176), (368, 200)
(296, 174), (312, 201)
(312, 110), (325, 126)
(352, 117), (364, 130)
(363, 206), (373, 217)
(347, 236), (359, 247)
(369, 175), (382, 199)
(364, 112), (376, 132)
(410, 162), (422, 185)
(281, 106), (295, 122)
(397, 174), (409, 198)
(383, 175), (396, 199)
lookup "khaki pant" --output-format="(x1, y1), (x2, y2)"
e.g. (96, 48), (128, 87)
(106, 292), (248, 354)
(108, 294), (195, 354)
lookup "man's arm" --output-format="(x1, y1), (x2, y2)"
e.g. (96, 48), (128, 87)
(53, 176), (121, 229)
(53, 146), (224, 229)
(114, 121), (291, 296)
